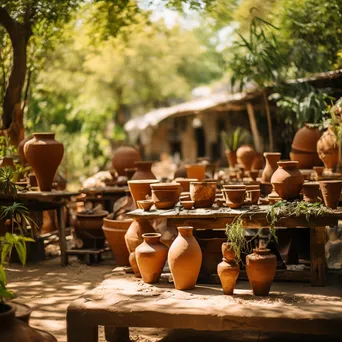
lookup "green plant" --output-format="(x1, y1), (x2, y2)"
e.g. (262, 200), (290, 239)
(0, 167), (17, 196)
(0, 136), (17, 158)
(221, 127), (251, 152)
(12, 164), (31, 184)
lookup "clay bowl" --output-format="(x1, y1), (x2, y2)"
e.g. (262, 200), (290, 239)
(223, 189), (246, 209)
(174, 178), (199, 192)
(189, 181), (217, 208)
(152, 189), (180, 209)
(137, 200), (154, 211)
(150, 182), (181, 191)
(223, 184), (246, 190)
(128, 179), (159, 206)
(75, 210), (109, 237)
(181, 200), (194, 210)
(245, 184), (260, 191)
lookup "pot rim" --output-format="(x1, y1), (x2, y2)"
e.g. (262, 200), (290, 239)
(177, 226), (193, 230)
(128, 180), (159, 184)
(77, 210), (109, 218)
(103, 218), (133, 223)
(185, 164), (206, 168)
(277, 160), (299, 168)
(142, 233), (161, 238)
(190, 181), (217, 185)
(319, 180), (342, 185)
(150, 182), (181, 188)
(180, 200), (195, 204)
(263, 152), (281, 157)
(134, 161), (154, 165)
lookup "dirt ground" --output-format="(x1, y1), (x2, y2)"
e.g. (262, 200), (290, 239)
(6, 256), (342, 342)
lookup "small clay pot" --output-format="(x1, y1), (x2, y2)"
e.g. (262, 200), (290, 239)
(217, 242), (240, 295)
(181, 200), (194, 209)
(125, 168), (137, 180)
(112, 146), (141, 176)
(75, 210), (109, 238)
(168, 226), (202, 290)
(185, 164), (206, 181)
(319, 180), (342, 209)
(271, 161), (304, 200)
(128, 179), (159, 206)
(313, 166), (324, 179)
(317, 127), (339, 170)
(136, 233), (168, 284)
(248, 170), (259, 181)
(292, 124), (321, 153)
(189, 181), (216, 208)
(174, 178), (198, 192)
(302, 183), (321, 203)
(259, 182), (273, 197)
(225, 150), (237, 168)
(132, 161), (156, 180)
(236, 145), (255, 172)
(223, 189), (246, 209)
(137, 200), (153, 211)
(246, 248), (276, 296)
(249, 189), (260, 205)
(152, 189), (180, 209)
(261, 152), (281, 183)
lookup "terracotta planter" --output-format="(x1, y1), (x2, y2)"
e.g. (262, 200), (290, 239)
(249, 189), (260, 205)
(174, 165), (187, 178)
(319, 180), (342, 209)
(302, 183), (321, 203)
(317, 127), (339, 170)
(112, 146), (141, 176)
(136, 233), (168, 284)
(236, 145), (255, 171)
(223, 189), (246, 209)
(131, 161), (156, 180)
(252, 152), (264, 170)
(24, 133), (64, 191)
(0, 157), (15, 169)
(185, 164), (206, 181)
(150, 183), (181, 191)
(261, 152), (281, 183)
(271, 161), (304, 200)
(168, 226), (202, 290)
(246, 248), (276, 296)
(102, 218), (132, 266)
(152, 189), (180, 209)
(225, 150), (237, 168)
(18, 135), (33, 164)
(189, 181), (216, 208)
(292, 124), (321, 153)
(290, 149), (322, 169)
(217, 242), (240, 295)
(174, 178), (198, 192)
(128, 179), (159, 206)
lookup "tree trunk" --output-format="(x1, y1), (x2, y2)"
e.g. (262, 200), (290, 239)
(246, 101), (263, 152)
(263, 89), (274, 152)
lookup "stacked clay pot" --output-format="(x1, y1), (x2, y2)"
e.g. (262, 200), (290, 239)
(189, 181), (216, 208)
(316, 127), (339, 171)
(112, 146), (141, 176)
(290, 124), (323, 169)
(131, 161), (156, 180)
(24, 133), (64, 191)
(236, 145), (255, 172)
(128, 179), (159, 206)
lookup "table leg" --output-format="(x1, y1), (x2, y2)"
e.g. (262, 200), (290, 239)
(310, 226), (326, 286)
(104, 326), (129, 342)
(67, 317), (98, 342)
(57, 203), (68, 266)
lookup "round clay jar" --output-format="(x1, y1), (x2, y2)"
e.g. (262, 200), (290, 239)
(236, 145), (255, 172)
(292, 124), (321, 153)
(112, 146), (141, 176)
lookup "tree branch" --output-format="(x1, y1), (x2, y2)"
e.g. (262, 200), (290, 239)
(0, 7), (17, 43)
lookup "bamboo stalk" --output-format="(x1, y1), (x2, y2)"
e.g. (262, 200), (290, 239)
(246, 102), (263, 152)
(263, 90), (274, 151)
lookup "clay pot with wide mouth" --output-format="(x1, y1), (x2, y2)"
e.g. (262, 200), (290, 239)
(217, 242), (240, 295)
(246, 248), (276, 296)
(181, 200), (194, 209)
(131, 161), (156, 180)
(174, 178), (198, 192)
(137, 200), (153, 211)
(236, 145), (255, 172)
(223, 189), (246, 209)
(24, 132), (64, 191)
(102, 218), (132, 266)
(189, 181), (216, 208)
(261, 152), (281, 184)
(135, 233), (168, 284)
(128, 179), (159, 206)
(271, 161), (304, 200)
(151, 188), (181, 209)
(185, 164), (206, 181)
(319, 180), (342, 209)
(225, 150), (237, 168)
(317, 127), (339, 171)
(112, 146), (141, 176)
(302, 183), (321, 203)
(168, 226), (202, 290)
(75, 210), (109, 236)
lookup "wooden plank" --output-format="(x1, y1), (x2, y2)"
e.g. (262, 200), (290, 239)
(310, 226), (326, 286)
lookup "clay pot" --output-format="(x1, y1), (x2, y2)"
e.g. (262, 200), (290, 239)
(152, 189), (180, 209)
(317, 127), (339, 170)
(223, 189), (246, 209)
(18, 135), (33, 164)
(290, 149), (322, 169)
(174, 178), (198, 192)
(168, 226), (202, 290)
(136, 233), (168, 284)
(249, 189), (260, 205)
(181, 200), (194, 209)
(236, 145), (255, 172)
(246, 248), (276, 296)
(292, 124), (321, 152)
(102, 218), (132, 266)
(0, 157), (15, 169)
(129, 252), (141, 277)
(319, 180), (342, 209)
(24, 133), (64, 191)
(248, 170), (259, 181)
(125, 168), (137, 180)
(302, 183), (321, 203)
(185, 164), (206, 181)
(137, 200), (153, 211)
(0, 303), (56, 342)
(128, 179), (159, 206)
(112, 146), (141, 176)
(217, 242), (240, 295)
(259, 182), (273, 197)
(313, 166), (324, 178)
(252, 152), (264, 170)
(150, 183), (181, 191)
(271, 161), (304, 200)
(261, 152), (281, 183)
(11, 301), (32, 323)
(189, 181), (216, 208)
(131, 161), (156, 180)
(225, 150), (237, 168)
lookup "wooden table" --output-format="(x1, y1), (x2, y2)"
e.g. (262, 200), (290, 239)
(0, 190), (79, 265)
(127, 205), (342, 286)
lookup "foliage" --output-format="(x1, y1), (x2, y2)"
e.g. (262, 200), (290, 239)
(321, 97), (342, 143)
(221, 127), (251, 152)
(0, 135), (17, 158)
(0, 166), (17, 195)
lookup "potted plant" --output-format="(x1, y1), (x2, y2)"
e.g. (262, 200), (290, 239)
(0, 135), (17, 169)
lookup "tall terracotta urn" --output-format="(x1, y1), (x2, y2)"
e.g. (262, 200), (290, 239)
(236, 145), (255, 171)
(168, 226), (202, 290)
(261, 152), (281, 183)
(112, 146), (141, 176)
(136, 233), (168, 284)
(18, 135), (33, 164)
(24, 133), (64, 191)
(131, 161), (156, 180)
(317, 127), (339, 171)
(271, 161), (304, 200)
(246, 248), (276, 296)
(217, 242), (240, 295)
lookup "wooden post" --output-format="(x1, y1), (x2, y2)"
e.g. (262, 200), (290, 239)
(246, 102), (263, 152)
(263, 90), (274, 151)
(310, 227), (326, 286)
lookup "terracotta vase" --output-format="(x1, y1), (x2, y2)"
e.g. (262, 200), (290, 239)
(18, 135), (33, 164)
(236, 145), (255, 171)
(225, 150), (237, 168)
(102, 218), (132, 266)
(246, 248), (276, 296)
(271, 161), (304, 200)
(0, 303), (56, 342)
(24, 133), (64, 191)
(302, 183), (321, 203)
(136, 233), (168, 284)
(128, 179), (159, 206)
(319, 180), (342, 209)
(189, 181), (216, 208)
(292, 124), (321, 152)
(131, 161), (156, 180)
(317, 127), (339, 170)
(0, 157), (15, 169)
(223, 189), (246, 209)
(185, 164), (206, 181)
(261, 152), (281, 183)
(217, 242), (240, 295)
(290, 150), (323, 169)
(112, 146), (141, 176)
(168, 226), (202, 290)
(252, 152), (264, 170)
